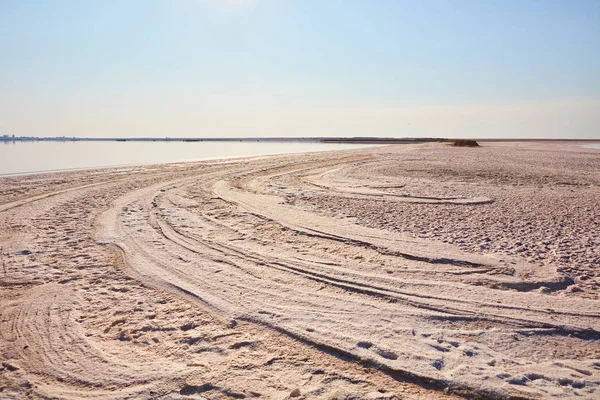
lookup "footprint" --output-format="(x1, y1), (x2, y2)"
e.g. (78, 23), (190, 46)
(432, 359), (443, 370)
(376, 349), (398, 360)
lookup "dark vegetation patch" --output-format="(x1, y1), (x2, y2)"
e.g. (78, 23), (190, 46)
(451, 139), (480, 147)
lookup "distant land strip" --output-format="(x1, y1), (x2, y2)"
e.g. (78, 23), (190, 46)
(1, 136), (598, 144)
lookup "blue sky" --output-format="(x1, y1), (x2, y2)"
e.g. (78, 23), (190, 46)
(1, 0), (599, 138)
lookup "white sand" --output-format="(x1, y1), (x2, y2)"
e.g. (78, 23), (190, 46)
(1, 142), (599, 399)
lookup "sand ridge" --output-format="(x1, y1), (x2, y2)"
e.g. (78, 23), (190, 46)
(1, 142), (599, 399)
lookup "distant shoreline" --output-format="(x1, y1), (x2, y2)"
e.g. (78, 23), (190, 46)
(1, 136), (444, 144)
(2, 136), (598, 144)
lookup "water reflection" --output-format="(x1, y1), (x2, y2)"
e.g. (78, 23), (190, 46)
(0, 140), (377, 176)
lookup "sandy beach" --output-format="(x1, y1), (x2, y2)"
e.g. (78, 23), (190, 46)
(1, 141), (599, 399)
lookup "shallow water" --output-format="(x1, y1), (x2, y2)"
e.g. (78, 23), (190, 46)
(583, 143), (600, 150)
(0, 140), (376, 176)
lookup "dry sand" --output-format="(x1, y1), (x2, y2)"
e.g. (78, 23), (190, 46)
(1, 141), (599, 399)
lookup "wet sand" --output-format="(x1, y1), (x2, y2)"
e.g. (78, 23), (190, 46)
(1, 142), (599, 399)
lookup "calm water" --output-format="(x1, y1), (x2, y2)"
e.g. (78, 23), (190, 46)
(583, 143), (600, 150)
(0, 141), (376, 176)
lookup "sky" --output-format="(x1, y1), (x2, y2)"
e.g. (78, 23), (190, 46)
(0, 0), (599, 139)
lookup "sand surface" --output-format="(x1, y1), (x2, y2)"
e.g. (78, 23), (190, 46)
(1, 142), (599, 399)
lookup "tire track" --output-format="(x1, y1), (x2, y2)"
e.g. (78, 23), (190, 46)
(99, 151), (600, 399)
